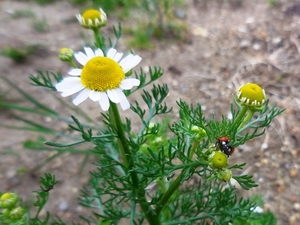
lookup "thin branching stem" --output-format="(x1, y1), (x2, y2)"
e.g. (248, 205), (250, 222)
(93, 28), (101, 48)
(237, 110), (255, 131)
(109, 102), (160, 225)
(155, 172), (183, 215)
(231, 105), (248, 129)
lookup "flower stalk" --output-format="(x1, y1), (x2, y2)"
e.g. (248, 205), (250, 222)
(109, 102), (160, 225)
(231, 105), (248, 129)
(92, 28), (103, 50)
(233, 83), (267, 131)
(237, 109), (255, 131)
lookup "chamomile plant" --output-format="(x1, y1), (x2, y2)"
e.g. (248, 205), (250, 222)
(1, 7), (282, 225)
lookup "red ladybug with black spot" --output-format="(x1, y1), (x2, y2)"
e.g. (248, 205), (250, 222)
(216, 136), (235, 157)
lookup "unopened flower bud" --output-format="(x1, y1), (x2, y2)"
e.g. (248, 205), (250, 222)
(0, 193), (18, 208)
(236, 83), (266, 111)
(217, 168), (232, 182)
(9, 206), (25, 221)
(2, 208), (10, 218)
(209, 151), (228, 169)
(191, 125), (207, 141)
(59, 48), (74, 62)
(76, 8), (107, 30)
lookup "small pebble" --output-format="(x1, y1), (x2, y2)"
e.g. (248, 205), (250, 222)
(261, 143), (268, 150)
(289, 169), (297, 177)
(227, 112), (232, 120)
(293, 203), (300, 211)
(76, 205), (83, 212)
(239, 39), (251, 49)
(6, 170), (16, 179)
(238, 26), (247, 33)
(289, 214), (298, 224)
(58, 200), (69, 212)
(246, 17), (254, 24)
(251, 206), (263, 213)
(252, 43), (261, 50)
(272, 37), (282, 45)
(175, 9), (186, 19)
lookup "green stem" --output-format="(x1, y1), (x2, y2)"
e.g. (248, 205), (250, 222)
(188, 140), (198, 159)
(157, 139), (198, 214)
(155, 162), (209, 215)
(69, 60), (77, 68)
(157, 177), (168, 194)
(231, 105), (249, 129)
(93, 28), (102, 48)
(155, 172), (183, 215)
(109, 103), (129, 166)
(109, 102), (160, 225)
(34, 193), (48, 220)
(237, 110), (255, 131)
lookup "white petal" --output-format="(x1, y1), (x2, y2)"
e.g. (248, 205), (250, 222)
(56, 77), (81, 91)
(119, 97), (130, 110)
(119, 54), (134, 67)
(120, 78), (140, 90)
(95, 49), (104, 57)
(61, 85), (85, 97)
(75, 51), (89, 66)
(107, 88), (123, 103)
(107, 48), (117, 59)
(75, 14), (81, 21)
(89, 90), (101, 101)
(99, 92), (110, 111)
(120, 55), (142, 73)
(73, 89), (90, 105)
(68, 68), (82, 76)
(113, 52), (123, 62)
(84, 47), (95, 59)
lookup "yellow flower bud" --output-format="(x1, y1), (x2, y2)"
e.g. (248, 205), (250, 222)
(236, 83), (266, 110)
(209, 151), (228, 169)
(76, 8), (107, 30)
(217, 168), (232, 182)
(59, 48), (74, 62)
(191, 125), (207, 141)
(9, 206), (25, 221)
(0, 193), (18, 208)
(2, 208), (10, 218)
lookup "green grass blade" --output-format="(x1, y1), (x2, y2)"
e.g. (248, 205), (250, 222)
(12, 115), (58, 134)
(0, 102), (57, 117)
(1, 76), (58, 116)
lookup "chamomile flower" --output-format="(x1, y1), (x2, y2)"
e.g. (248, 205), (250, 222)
(55, 47), (141, 111)
(76, 8), (107, 29)
(236, 83), (266, 107)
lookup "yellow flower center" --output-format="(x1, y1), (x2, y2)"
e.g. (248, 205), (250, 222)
(82, 9), (104, 23)
(77, 8), (107, 29)
(80, 56), (124, 92)
(237, 83), (266, 106)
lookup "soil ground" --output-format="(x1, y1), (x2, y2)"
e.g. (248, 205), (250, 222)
(1, 0), (300, 224)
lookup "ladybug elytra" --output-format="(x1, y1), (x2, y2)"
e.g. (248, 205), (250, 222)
(216, 136), (235, 157)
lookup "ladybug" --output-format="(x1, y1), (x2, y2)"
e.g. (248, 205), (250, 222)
(216, 136), (235, 157)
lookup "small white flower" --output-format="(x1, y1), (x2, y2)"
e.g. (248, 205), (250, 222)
(56, 47), (141, 111)
(76, 8), (107, 29)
